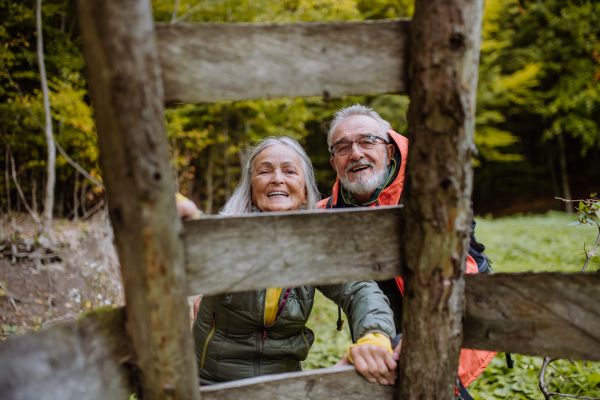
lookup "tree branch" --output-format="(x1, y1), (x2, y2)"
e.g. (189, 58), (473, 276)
(581, 226), (600, 273)
(9, 145), (41, 224)
(81, 198), (105, 221)
(54, 140), (105, 190)
(539, 197), (600, 399)
(171, 0), (180, 23)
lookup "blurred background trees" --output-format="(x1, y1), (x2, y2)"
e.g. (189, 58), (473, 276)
(1, 0), (598, 221)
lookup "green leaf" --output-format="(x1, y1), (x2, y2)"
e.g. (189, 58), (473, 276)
(567, 221), (582, 226)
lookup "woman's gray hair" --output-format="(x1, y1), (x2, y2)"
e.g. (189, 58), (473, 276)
(327, 104), (392, 147)
(220, 136), (321, 215)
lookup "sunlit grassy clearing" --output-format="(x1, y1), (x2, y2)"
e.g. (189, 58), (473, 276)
(476, 211), (598, 273)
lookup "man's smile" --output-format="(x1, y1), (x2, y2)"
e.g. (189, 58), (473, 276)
(350, 165), (370, 173)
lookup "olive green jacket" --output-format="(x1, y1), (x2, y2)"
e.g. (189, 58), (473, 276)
(192, 282), (396, 383)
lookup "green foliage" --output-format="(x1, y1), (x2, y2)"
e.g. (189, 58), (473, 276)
(304, 290), (353, 369)
(0, 0), (102, 216)
(470, 354), (600, 400)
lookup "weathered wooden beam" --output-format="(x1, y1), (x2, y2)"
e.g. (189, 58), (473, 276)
(463, 273), (600, 361)
(155, 20), (409, 104)
(1, 274), (599, 399)
(398, 0), (484, 398)
(76, 1), (200, 399)
(183, 207), (403, 296)
(200, 366), (395, 400)
(0, 308), (131, 400)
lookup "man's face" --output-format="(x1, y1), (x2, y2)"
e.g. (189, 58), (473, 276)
(330, 115), (395, 197)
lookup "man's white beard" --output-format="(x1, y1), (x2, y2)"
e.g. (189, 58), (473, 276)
(339, 157), (389, 197)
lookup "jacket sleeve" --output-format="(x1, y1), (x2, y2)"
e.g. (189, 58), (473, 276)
(317, 281), (396, 342)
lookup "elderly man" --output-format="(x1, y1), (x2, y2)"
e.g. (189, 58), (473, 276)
(318, 104), (495, 398)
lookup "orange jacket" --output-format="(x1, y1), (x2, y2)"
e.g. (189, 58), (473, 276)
(318, 129), (495, 388)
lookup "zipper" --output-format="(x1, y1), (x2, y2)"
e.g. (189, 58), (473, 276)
(254, 288), (293, 375)
(267, 287), (292, 328)
(301, 329), (309, 359)
(200, 313), (216, 369)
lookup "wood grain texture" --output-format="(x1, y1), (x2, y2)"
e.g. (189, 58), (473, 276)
(156, 20), (409, 104)
(398, 0), (484, 398)
(183, 207), (403, 296)
(77, 1), (200, 399)
(464, 273), (600, 361)
(0, 308), (132, 400)
(1, 274), (599, 399)
(200, 366), (395, 400)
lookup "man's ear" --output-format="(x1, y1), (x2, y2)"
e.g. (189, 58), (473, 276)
(330, 157), (338, 172)
(386, 143), (395, 160)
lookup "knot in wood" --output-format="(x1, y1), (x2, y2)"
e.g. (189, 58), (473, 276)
(450, 32), (466, 52)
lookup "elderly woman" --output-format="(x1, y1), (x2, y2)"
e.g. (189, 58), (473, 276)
(181, 136), (399, 385)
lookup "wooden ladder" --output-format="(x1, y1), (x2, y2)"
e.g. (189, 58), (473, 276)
(1, 1), (599, 399)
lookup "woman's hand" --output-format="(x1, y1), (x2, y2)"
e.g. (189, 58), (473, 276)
(175, 193), (202, 219)
(176, 198), (200, 219)
(333, 338), (402, 385)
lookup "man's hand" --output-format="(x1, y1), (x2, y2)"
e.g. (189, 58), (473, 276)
(333, 338), (402, 385)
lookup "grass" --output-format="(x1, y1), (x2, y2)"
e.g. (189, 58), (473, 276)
(476, 211), (599, 274)
(304, 211), (600, 399)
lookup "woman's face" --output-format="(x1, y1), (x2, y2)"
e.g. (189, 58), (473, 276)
(251, 144), (307, 212)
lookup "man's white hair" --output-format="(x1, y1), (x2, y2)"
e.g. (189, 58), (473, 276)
(327, 104), (392, 148)
(220, 136), (321, 215)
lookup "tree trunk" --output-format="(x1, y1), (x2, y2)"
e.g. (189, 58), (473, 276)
(80, 176), (88, 214)
(222, 105), (231, 199)
(398, 0), (484, 398)
(5, 146), (11, 214)
(205, 146), (214, 215)
(556, 131), (573, 213)
(10, 146), (40, 224)
(32, 170), (38, 215)
(56, 184), (64, 218)
(77, 1), (201, 399)
(37, 0), (56, 238)
(184, 149), (193, 197)
(546, 143), (561, 210)
(73, 168), (79, 221)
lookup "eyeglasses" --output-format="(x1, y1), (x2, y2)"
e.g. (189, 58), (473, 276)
(330, 135), (389, 156)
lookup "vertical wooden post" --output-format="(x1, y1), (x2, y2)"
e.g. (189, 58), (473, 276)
(398, 0), (483, 398)
(76, 1), (200, 400)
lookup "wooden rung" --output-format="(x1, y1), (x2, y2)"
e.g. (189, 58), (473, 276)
(0, 308), (131, 400)
(156, 20), (410, 104)
(201, 366), (394, 400)
(183, 207), (403, 296)
(463, 272), (600, 361)
(2, 273), (599, 400)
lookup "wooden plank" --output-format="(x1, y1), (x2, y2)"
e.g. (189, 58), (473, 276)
(0, 308), (132, 400)
(397, 0), (484, 398)
(1, 274), (599, 399)
(200, 366), (394, 400)
(76, 1), (200, 399)
(464, 273), (600, 361)
(183, 207), (403, 296)
(156, 20), (409, 104)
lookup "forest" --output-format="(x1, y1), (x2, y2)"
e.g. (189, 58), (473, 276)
(1, 0), (598, 221)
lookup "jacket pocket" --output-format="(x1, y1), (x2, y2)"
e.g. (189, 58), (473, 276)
(201, 313), (216, 369)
